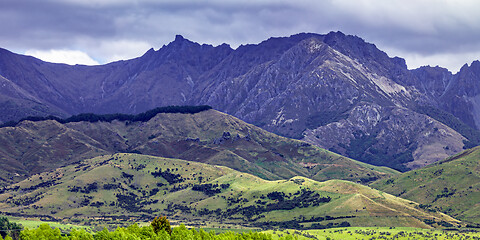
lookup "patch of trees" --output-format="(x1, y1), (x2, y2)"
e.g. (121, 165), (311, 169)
(0, 217), (22, 239)
(196, 208), (223, 216)
(151, 216), (172, 235)
(67, 182), (98, 194)
(0, 217), (21, 240)
(165, 203), (192, 214)
(299, 215), (355, 222)
(0, 105), (213, 128)
(267, 191), (285, 201)
(226, 197), (248, 206)
(116, 192), (140, 212)
(418, 204), (436, 212)
(423, 218), (456, 228)
(124, 149), (142, 154)
(19, 180), (58, 192)
(192, 183), (230, 196)
(90, 201), (105, 208)
(358, 176), (379, 184)
(433, 169), (443, 177)
(168, 184), (189, 192)
(466, 223), (480, 228)
(121, 172), (134, 180)
(11, 194), (43, 206)
(215, 189), (331, 220)
(79, 196), (92, 207)
(103, 183), (120, 190)
(134, 164), (146, 171)
(140, 199), (158, 206)
(310, 221), (351, 229)
(255, 219), (351, 230)
(385, 179), (395, 185)
(0, 186), (19, 194)
(434, 187), (456, 202)
(74, 162), (90, 172)
(149, 188), (160, 196)
(151, 169), (184, 184)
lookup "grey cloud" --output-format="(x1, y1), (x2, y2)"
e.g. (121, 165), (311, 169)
(0, 0), (115, 49)
(0, 0), (479, 72)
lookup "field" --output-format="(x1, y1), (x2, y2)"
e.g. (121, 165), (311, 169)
(267, 227), (480, 240)
(6, 218), (90, 231)
(5, 219), (480, 240)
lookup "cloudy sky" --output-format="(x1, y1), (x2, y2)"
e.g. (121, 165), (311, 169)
(1, 0), (479, 73)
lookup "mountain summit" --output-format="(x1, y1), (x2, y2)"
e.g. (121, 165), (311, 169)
(0, 32), (479, 171)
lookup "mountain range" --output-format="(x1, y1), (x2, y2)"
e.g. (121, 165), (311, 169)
(2, 32), (480, 171)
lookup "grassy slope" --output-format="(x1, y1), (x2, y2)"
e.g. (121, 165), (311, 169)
(0, 154), (455, 229)
(0, 120), (109, 185)
(0, 109), (398, 186)
(69, 110), (398, 182)
(371, 146), (480, 224)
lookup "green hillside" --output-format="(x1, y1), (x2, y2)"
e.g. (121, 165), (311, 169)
(0, 109), (397, 186)
(0, 154), (456, 229)
(372, 146), (480, 224)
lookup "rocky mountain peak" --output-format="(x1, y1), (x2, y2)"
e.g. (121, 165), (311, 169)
(469, 60), (480, 71)
(175, 34), (186, 41)
(165, 34), (199, 50)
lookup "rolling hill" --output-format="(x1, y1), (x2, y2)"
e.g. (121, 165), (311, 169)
(0, 153), (458, 229)
(372, 146), (480, 224)
(0, 108), (397, 186)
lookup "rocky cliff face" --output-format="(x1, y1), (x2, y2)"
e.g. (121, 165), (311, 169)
(302, 104), (465, 171)
(0, 32), (479, 171)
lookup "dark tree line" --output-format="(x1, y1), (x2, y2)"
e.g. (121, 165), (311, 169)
(151, 169), (185, 184)
(0, 105), (212, 128)
(192, 183), (230, 196)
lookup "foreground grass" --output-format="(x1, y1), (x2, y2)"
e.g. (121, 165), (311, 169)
(5, 219), (480, 240)
(267, 227), (480, 240)
(11, 219), (91, 232)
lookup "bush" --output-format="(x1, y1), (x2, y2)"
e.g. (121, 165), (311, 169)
(151, 216), (172, 235)
(0, 217), (21, 240)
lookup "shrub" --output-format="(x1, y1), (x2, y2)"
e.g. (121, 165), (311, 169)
(151, 216), (172, 235)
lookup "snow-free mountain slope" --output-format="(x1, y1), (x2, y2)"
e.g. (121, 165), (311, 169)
(1, 32), (480, 170)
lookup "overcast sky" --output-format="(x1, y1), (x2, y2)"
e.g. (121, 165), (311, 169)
(1, 0), (479, 73)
